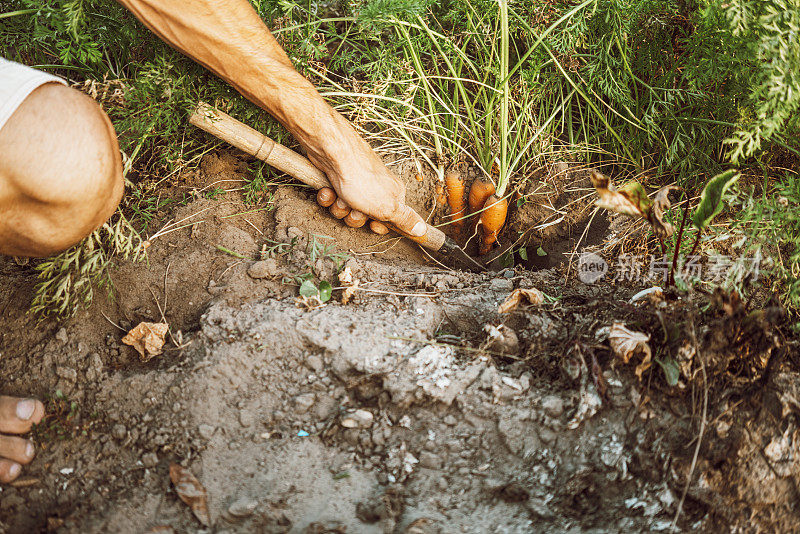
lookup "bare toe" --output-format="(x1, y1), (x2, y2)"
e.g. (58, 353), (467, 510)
(0, 459), (22, 483)
(329, 198), (351, 219)
(0, 397), (45, 434)
(0, 436), (34, 465)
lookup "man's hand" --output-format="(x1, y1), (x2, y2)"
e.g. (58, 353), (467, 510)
(308, 126), (426, 236)
(116, 0), (426, 236)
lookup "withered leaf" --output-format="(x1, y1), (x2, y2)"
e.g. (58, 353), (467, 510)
(590, 171), (652, 218)
(338, 266), (353, 285)
(650, 185), (680, 239)
(122, 322), (168, 362)
(338, 266), (360, 304)
(498, 288), (544, 313)
(652, 184), (679, 213)
(341, 280), (359, 305)
(591, 171), (678, 240)
(608, 323), (652, 379)
(169, 463), (210, 526)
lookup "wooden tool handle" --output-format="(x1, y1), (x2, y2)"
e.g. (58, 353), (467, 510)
(392, 224), (446, 250)
(189, 101), (447, 252)
(190, 102), (330, 190)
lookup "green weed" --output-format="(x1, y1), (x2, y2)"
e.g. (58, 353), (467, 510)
(29, 212), (145, 320)
(307, 234), (350, 271)
(3, 0), (799, 317)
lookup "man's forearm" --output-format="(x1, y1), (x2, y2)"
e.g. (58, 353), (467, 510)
(115, 0), (353, 175)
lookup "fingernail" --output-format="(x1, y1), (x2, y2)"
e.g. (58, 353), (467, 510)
(25, 442), (35, 459)
(8, 463), (21, 478)
(16, 399), (36, 421)
(411, 221), (427, 237)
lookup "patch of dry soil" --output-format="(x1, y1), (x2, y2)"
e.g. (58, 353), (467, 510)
(0, 152), (798, 533)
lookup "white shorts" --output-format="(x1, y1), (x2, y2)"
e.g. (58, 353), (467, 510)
(0, 58), (66, 132)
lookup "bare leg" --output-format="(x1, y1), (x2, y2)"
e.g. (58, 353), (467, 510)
(0, 84), (122, 481)
(0, 83), (124, 257)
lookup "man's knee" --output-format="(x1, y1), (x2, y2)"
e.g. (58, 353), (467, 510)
(0, 83), (123, 256)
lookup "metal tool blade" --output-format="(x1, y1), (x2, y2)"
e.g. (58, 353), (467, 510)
(438, 237), (486, 272)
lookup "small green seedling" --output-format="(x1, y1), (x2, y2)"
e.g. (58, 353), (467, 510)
(655, 357), (680, 387)
(692, 170), (740, 231)
(299, 279), (333, 303)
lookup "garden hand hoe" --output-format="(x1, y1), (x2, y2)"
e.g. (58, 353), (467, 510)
(189, 102), (484, 271)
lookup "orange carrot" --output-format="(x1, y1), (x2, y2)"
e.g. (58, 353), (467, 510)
(435, 183), (447, 208)
(444, 169), (465, 230)
(479, 194), (508, 255)
(468, 178), (496, 215)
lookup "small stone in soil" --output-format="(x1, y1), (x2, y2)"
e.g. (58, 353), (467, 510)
(313, 396), (337, 419)
(294, 393), (316, 414)
(490, 278), (514, 291)
(142, 452), (158, 468)
(198, 424), (215, 439)
(247, 258), (278, 279)
(239, 410), (255, 427)
(228, 497), (258, 518)
(306, 354), (324, 373)
(341, 409), (374, 429)
(541, 395), (564, 418)
(55, 366), (77, 382)
(418, 451), (443, 470)
(539, 427), (557, 444)
(111, 424), (127, 441)
(55, 328), (68, 344)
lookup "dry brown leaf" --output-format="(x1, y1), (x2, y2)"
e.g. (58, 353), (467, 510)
(169, 463), (210, 526)
(338, 266), (353, 285)
(590, 171), (652, 218)
(498, 288), (544, 313)
(338, 266), (360, 304)
(591, 171), (677, 240)
(608, 323), (652, 379)
(653, 185), (679, 213)
(342, 280), (360, 305)
(122, 322), (168, 362)
(650, 185), (680, 239)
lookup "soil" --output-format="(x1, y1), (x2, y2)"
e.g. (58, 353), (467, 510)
(1, 152), (798, 533)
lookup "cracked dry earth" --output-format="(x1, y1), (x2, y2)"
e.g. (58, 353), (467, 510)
(1, 154), (799, 533)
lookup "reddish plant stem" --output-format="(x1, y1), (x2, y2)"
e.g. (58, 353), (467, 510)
(668, 206), (691, 287)
(688, 230), (703, 257)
